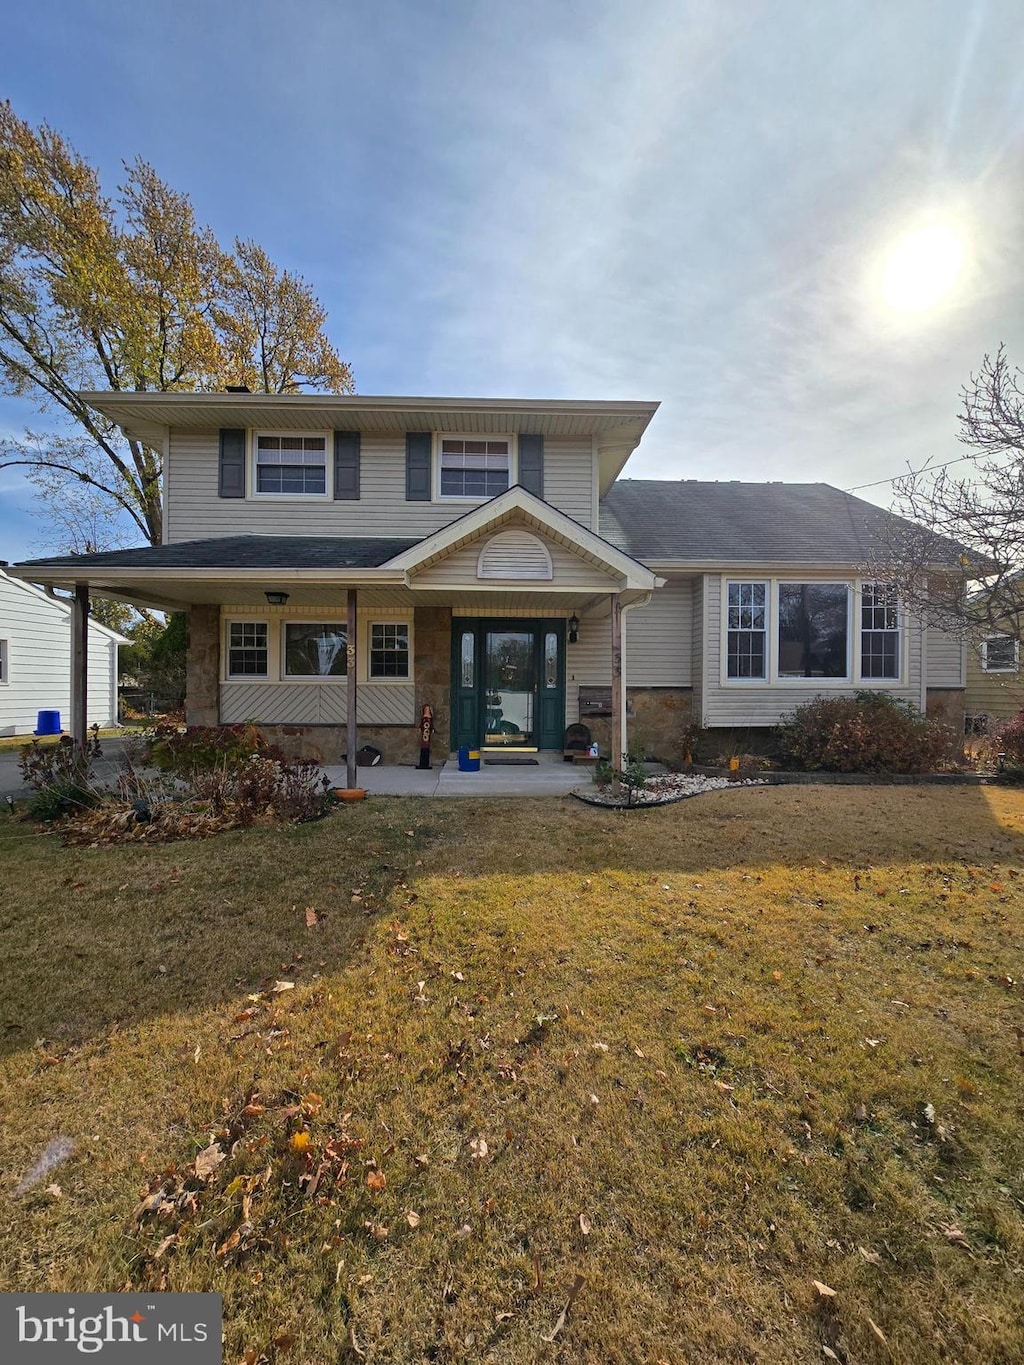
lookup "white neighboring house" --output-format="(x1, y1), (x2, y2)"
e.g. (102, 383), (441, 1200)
(0, 568), (127, 737)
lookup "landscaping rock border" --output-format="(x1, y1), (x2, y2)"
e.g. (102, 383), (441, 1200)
(572, 773), (767, 808)
(684, 764), (991, 786)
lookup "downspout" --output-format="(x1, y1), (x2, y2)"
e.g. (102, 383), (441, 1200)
(617, 590), (653, 766)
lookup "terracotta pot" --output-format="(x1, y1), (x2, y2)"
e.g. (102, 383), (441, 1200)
(333, 788), (367, 802)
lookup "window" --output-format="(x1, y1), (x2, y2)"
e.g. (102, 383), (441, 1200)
(284, 623), (347, 677)
(726, 581), (767, 679)
(544, 631), (559, 688)
(778, 582), (849, 678)
(370, 622), (410, 678)
(860, 583), (900, 680)
(439, 438), (510, 498)
(255, 434), (327, 495)
(982, 636), (1018, 672)
(228, 622), (268, 676)
(0, 639), (7, 684)
(460, 631), (475, 688)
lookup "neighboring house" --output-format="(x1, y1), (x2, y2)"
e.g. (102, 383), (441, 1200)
(965, 626), (1024, 729)
(10, 393), (966, 763)
(0, 568), (126, 737)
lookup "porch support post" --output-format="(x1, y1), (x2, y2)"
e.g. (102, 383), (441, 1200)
(346, 588), (358, 789)
(71, 582), (89, 747)
(610, 592), (624, 791)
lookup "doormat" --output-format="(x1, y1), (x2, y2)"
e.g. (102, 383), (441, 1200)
(484, 757), (539, 766)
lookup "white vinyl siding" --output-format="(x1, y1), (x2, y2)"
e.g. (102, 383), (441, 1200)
(165, 431), (598, 541)
(0, 572), (122, 736)
(701, 573), (924, 726)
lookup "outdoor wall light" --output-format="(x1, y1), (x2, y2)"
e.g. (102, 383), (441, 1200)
(568, 612), (580, 644)
(265, 590), (290, 606)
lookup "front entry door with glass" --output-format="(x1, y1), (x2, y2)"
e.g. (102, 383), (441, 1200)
(452, 619), (565, 751)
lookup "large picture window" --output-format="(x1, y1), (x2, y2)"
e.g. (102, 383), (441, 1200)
(860, 583), (900, 679)
(726, 581), (767, 678)
(255, 434), (327, 495)
(284, 623), (347, 677)
(227, 622), (268, 677)
(369, 622), (410, 678)
(777, 583), (849, 678)
(439, 438), (510, 498)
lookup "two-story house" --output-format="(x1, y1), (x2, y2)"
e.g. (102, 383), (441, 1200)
(12, 392), (967, 763)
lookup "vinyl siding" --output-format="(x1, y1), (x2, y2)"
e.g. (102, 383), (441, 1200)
(563, 581), (693, 692)
(700, 574), (925, 727)
(0, 574), (121, 735)
(925, 626), (966, 688)
(220, 682), (415, 726)
(964, 637), (1024, 722)
(412, 535), (619, 591)
(691, 577), (705, 721)
(166, 431), (596, 542)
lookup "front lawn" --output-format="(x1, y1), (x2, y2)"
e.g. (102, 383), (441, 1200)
(1, 786), (1022, 1363)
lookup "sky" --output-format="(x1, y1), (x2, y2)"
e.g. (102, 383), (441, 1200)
(1, 0), (1023, 559)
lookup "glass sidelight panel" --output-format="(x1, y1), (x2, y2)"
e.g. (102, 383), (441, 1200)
(544, 632), (558, 688)
(484, 630), (535, 746)
(460, 631), (475, 688)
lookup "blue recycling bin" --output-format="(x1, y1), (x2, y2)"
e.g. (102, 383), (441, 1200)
(35, 710), (61, 736)
(458, 745), (480, 772)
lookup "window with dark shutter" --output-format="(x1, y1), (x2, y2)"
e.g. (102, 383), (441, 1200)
(218, 428), (246, 498)
(518, 433), (544, 498)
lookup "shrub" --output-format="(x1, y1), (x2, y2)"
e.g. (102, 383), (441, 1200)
(144, 723), (284, 775)
(993, 710), (1024, 768)
(18, 735), (101, 819)
(777, 692), (955, 774)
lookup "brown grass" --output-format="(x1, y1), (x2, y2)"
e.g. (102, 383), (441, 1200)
(1, 785), (1023, 1364)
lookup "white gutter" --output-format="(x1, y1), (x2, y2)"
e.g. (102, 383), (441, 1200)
(618, 590), (653, 765)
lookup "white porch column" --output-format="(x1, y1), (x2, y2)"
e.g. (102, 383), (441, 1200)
(610, 593), (624, 786)
(346, 588), (358, 789)
(71, 583), (89, 746)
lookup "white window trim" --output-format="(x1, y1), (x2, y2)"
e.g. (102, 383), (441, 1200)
(280, 619), (350, 683)
(0, 638), (8, 686)
(720, 577), (907, 688)
(434, 433), (517, 503)
(981, 635), (1019, 673)
(224, 618), (270, 680)
(366, 619), (413, 683)
(248, 430), (332, 501)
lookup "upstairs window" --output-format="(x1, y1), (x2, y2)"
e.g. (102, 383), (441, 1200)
(982, 636), (1018, 672)
(227, 622), (268, 677)
(439, 438), (510, 498)
(255, 434), (327, 495)
(778, 582), (849, 678)
(860, 583), (900, 679)
(726, 581), (767, 679)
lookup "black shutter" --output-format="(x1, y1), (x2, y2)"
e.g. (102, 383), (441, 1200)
(334, 431), (361, 500)
(406, 432), (432, 500)
(219, 428), (246, 498)
(518, 433), (544, 498)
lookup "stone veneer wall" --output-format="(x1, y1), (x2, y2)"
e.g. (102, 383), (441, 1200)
(585, 687), (694, 763)
(185, 602), (453, 766)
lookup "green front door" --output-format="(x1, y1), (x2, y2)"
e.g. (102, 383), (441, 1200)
(451, 619), (566, 751)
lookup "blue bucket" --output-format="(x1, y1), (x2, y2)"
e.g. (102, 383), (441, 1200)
(35, 710), (61, 736)
(458, 746), (481, 772)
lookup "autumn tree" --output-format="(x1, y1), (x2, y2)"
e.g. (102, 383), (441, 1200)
(0, 102), (353, 549)
(887, 345), (1024, 636)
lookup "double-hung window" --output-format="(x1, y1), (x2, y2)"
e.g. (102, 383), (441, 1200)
(982, 635), (1018, 672)
(228, 622), (268, 677)
(439, 438), (510, 498)
(860, 583), (900, 679)
(370, 622), (409, 678)
(284, 623), (347, 677)
(255, 434), (327, 495)
(726, 582), (767, 679)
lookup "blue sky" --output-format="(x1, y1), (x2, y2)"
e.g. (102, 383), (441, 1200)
(2, 0), (1023, 558)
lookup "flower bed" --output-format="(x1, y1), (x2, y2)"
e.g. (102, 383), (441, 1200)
(574, 772), (766, 808)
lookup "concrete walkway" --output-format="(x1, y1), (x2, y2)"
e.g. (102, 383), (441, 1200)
(323, 753), (597, 797)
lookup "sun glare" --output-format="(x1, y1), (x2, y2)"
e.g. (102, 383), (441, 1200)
(879, 221), (967, 314)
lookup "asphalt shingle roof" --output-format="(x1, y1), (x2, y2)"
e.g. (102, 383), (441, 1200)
(15, 535), (422, 571)
(600, 481), (958, 564)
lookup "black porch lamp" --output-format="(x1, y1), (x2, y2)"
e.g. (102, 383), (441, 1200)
(265, 590), (290, 606)
(568, 612), (580, 644)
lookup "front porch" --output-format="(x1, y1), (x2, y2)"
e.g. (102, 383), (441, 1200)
(322, 750), (597, 797)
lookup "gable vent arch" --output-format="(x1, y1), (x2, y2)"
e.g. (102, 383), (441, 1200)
(477, 529), (553, 580)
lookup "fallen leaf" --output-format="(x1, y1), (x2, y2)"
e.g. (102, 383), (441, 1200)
(305, 907), (318, 928)
(366, 1169), (387, 1192)
(405, 1209), (421, 1228)
(539, 1273), (585, 1343)
(457, 1223), (473, 1239)
(940, 1222), (972, 1250)
(45, 1184), (62, 1199)
(469, 1136), (489, 1161)
(812, 1280), (836, 1298)
(194, 1143), (225, 1179)
(867, 1317), (888, 1345)
(272, 980), (295, 993)
(153, 1233), (177, 1259)
(858, 1246), (882, 1266)
(579, 1213), (592, 1236)
(290, 1132), (311, 1153)
(193, 1043), (201, 1064)
(413, 1152), (430, 1168)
